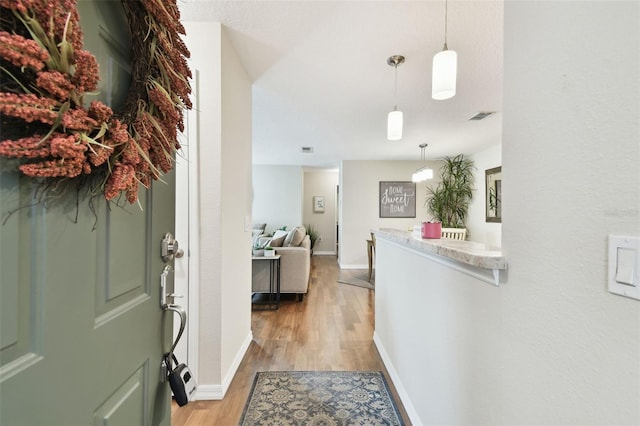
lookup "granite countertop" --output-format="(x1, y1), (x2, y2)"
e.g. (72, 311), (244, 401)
(374, 228), (506, 271)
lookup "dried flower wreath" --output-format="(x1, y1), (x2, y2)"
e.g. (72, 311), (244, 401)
(0, 0), (191, 204)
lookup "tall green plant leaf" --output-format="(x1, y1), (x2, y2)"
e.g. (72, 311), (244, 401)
(425, 154), (475, 229)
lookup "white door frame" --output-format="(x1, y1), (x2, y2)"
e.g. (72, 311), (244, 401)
(174, 69), (200, 385)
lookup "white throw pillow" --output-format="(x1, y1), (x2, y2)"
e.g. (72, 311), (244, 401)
(283, 228), (296, 246)
(284, 226), (306, 247)
(269, 230), (288, 247)
(251, 230), (263, 247)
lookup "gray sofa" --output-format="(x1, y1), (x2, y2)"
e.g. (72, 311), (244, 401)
(252, 228), (311, 301)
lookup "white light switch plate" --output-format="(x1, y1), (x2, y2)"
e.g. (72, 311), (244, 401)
(608, 235), (640, 301)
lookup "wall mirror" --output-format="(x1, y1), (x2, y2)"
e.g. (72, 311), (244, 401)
(485, 166), (502, 223)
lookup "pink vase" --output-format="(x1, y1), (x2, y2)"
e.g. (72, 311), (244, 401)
(421, 222), (442, 239)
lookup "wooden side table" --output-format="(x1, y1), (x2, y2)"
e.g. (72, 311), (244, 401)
(367, 239), (375, 282)
(251, 255), (281, 310)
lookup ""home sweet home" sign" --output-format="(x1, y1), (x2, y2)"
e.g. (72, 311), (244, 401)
(379, 181), (416, 218)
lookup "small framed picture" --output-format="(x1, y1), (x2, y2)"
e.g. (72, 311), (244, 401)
(313, 196), (325, 213)
(485, 166), (502, 223)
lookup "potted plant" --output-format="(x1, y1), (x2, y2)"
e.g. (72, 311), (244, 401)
(264, 246), (276, 257)
(425, 154), (475, 230)
(305, 224), (321, 254)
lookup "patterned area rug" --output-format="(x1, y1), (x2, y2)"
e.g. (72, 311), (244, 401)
(239, 371), (404, 425)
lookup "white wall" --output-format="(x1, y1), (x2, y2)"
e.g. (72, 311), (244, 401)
(219, 28), (253, 392)
(375, 2), (640, 424)
(374, 239), (502, 424)
(339, 160), (438, 268)
(183, 21), (253, 397)
(303, 169), (338, 254)
(501, 1), (639, 423)
(468, 144), (502, 248)
(252, 165), (304, 233)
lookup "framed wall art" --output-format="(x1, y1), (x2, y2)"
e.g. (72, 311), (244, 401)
(485, 166), (502, 223)
(313, 196), (325, 213)
(379, 181), (416, 218)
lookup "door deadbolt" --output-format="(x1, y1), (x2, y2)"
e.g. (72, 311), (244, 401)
(161, 232), (184, 262)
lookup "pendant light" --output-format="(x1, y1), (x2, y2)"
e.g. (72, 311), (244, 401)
(432, 0), (457, 100)
(412, 143), (433, 182)
(387, 55), (405, 140)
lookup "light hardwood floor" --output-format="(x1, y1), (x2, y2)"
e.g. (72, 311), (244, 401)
(171, 255), (410, 425)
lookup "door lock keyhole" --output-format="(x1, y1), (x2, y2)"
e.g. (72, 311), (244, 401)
(161, 232), (184, 262)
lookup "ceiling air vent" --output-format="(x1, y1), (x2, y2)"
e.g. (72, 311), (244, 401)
(301, 146), (314, 153)
(469, 111), (495, 121)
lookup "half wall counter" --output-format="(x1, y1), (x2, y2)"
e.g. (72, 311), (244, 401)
(371, 228), (507, 424)
(373, 228), (506, 286)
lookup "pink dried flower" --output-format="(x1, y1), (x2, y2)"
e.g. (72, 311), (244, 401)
(133, 115), (152, 142)
(87, 100), (112, 122)
(149, 144), (172, 173)
(19, 157), (84, 178)
(137, 134), (151, 153)
(107, 118), (130, 145)
(155, 31), (190, 62)
(139, 173), (151, 188)
(0, 93), (59, 124)
(120, 136), (140, 166)
(148, 86), (179, 123)
(36, 70), (75, 101)
(0, 135), (50, 158)
(61, 107), (98, 131)
(143, 0), (182, 35)
(54, 5), (83, 52)
(15, 0), (84, 53)
(162, 121), (177, 147)
(0, 31), (50, 70)
(137, 155), (150, 173)
(104, 163), (135, 200)
(155, 53), (191, 108)
(88, 142), (112, 167)
(0, 0), (30, 13)
(71, 50), (99, 93)
(49, 133), (86, 159)
(126, 179), (139, 203)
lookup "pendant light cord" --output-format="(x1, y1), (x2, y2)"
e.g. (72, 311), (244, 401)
(419, 143), (427, 164)
(443, 0), (449, 50)
(393, 64), (398, 108)
(386, 55), (404, 112)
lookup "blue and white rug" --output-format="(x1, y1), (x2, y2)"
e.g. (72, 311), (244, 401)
(240, 371), (404, 425)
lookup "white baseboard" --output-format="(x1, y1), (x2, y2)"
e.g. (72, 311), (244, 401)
(194, 331), (253, 401)
(373, 331), (422, 425)
(222, 332), (253, 394)
(337, 264), (369, 270)
(312, 251), (336, 256)
(194, 384), (224, 400)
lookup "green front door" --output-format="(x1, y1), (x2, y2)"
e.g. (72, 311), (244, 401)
(0, 1), (177, 424)
(0, 171), (175, 426)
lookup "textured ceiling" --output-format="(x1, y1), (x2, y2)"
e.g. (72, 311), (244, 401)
(179, 0), (504, 168)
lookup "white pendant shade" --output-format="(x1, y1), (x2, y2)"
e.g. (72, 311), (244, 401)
(412, 143), (432, 182)
(412, 167), (433, 183)
(387, 109), (403, 141)
(432, 48), (457, 100)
